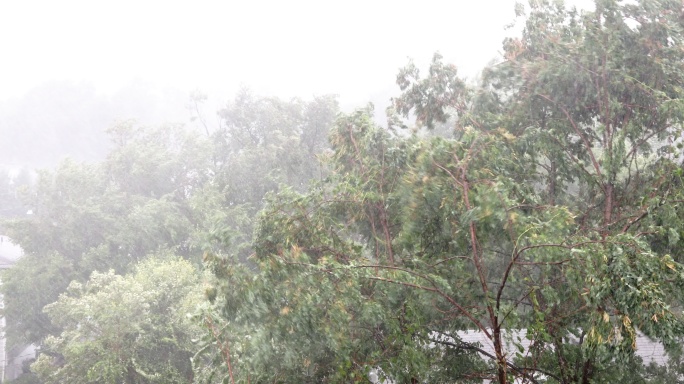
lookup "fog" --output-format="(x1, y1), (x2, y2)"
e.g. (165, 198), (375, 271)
(0, 0), (590, 104)
(0, 0), (593, 167)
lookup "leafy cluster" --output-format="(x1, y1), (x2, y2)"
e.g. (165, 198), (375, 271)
(32, 257), (201, 384)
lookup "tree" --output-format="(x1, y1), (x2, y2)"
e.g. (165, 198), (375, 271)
(212, 90), (338, 206)
(2, 122), (209, 346)
(205, 1), (684, 383)
(192, 91), (338, 263)
(31, 256), (202, 384)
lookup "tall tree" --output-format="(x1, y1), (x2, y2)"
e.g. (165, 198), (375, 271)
(212, 90), (338, 206)
(205, 1), (684, 383)
(2, 122), (209, 346)
(192, 91), (338, 260)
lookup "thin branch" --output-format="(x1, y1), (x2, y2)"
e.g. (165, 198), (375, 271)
(429, 255), (471, 268)
(205, 315), (235, 384)
(358, 265), (491, 338)
(537, 94), (604, 188)
(428, 335), (562, 384)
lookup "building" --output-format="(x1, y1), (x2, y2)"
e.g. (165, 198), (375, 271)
(0, 236), (35, 382)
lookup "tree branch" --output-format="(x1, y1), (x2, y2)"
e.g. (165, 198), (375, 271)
(428, 333), (562, 384)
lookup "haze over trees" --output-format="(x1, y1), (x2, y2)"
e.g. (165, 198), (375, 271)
(2, 1), (684, 383)
(0, 81), (193, 168)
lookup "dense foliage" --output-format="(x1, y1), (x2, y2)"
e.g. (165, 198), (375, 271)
(203, 1), (684, 383)
(32, 257), (202, 384)
(0, 90), (339, 382)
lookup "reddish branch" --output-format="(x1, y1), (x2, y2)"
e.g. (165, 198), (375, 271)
(205, 315), (236, 384)
(358, 264), (490, 338)
(537, 94), (603, 184)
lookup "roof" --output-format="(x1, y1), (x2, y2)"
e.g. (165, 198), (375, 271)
(447, 329), (669, 366)
(370, 330), (670, 384)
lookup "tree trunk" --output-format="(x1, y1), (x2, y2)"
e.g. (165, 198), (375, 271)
(493, 327), (508, 384)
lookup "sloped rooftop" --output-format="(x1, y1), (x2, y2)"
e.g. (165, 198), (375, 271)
(451, 329), (668, 366)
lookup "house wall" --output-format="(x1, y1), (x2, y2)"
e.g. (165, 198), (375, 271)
(0, 237), (34, 383)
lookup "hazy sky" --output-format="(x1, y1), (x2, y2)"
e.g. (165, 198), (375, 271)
(0, 0), (594, 105)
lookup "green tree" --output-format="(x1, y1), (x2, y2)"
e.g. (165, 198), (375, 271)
(205, 1), (684, 383)
(212, 90), (338, 206)
(31, 256), (202, 384)
(2, 122), (209, 346)
(192, 91), (338, 261)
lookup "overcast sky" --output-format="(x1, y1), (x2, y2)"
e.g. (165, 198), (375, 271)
(0, 0), (594, 106)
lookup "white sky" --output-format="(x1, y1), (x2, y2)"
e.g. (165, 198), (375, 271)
(0, 0), (594, 105)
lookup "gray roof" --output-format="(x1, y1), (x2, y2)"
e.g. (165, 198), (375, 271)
(447, 329), (669, 366)
(372, 330), (671, 384)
